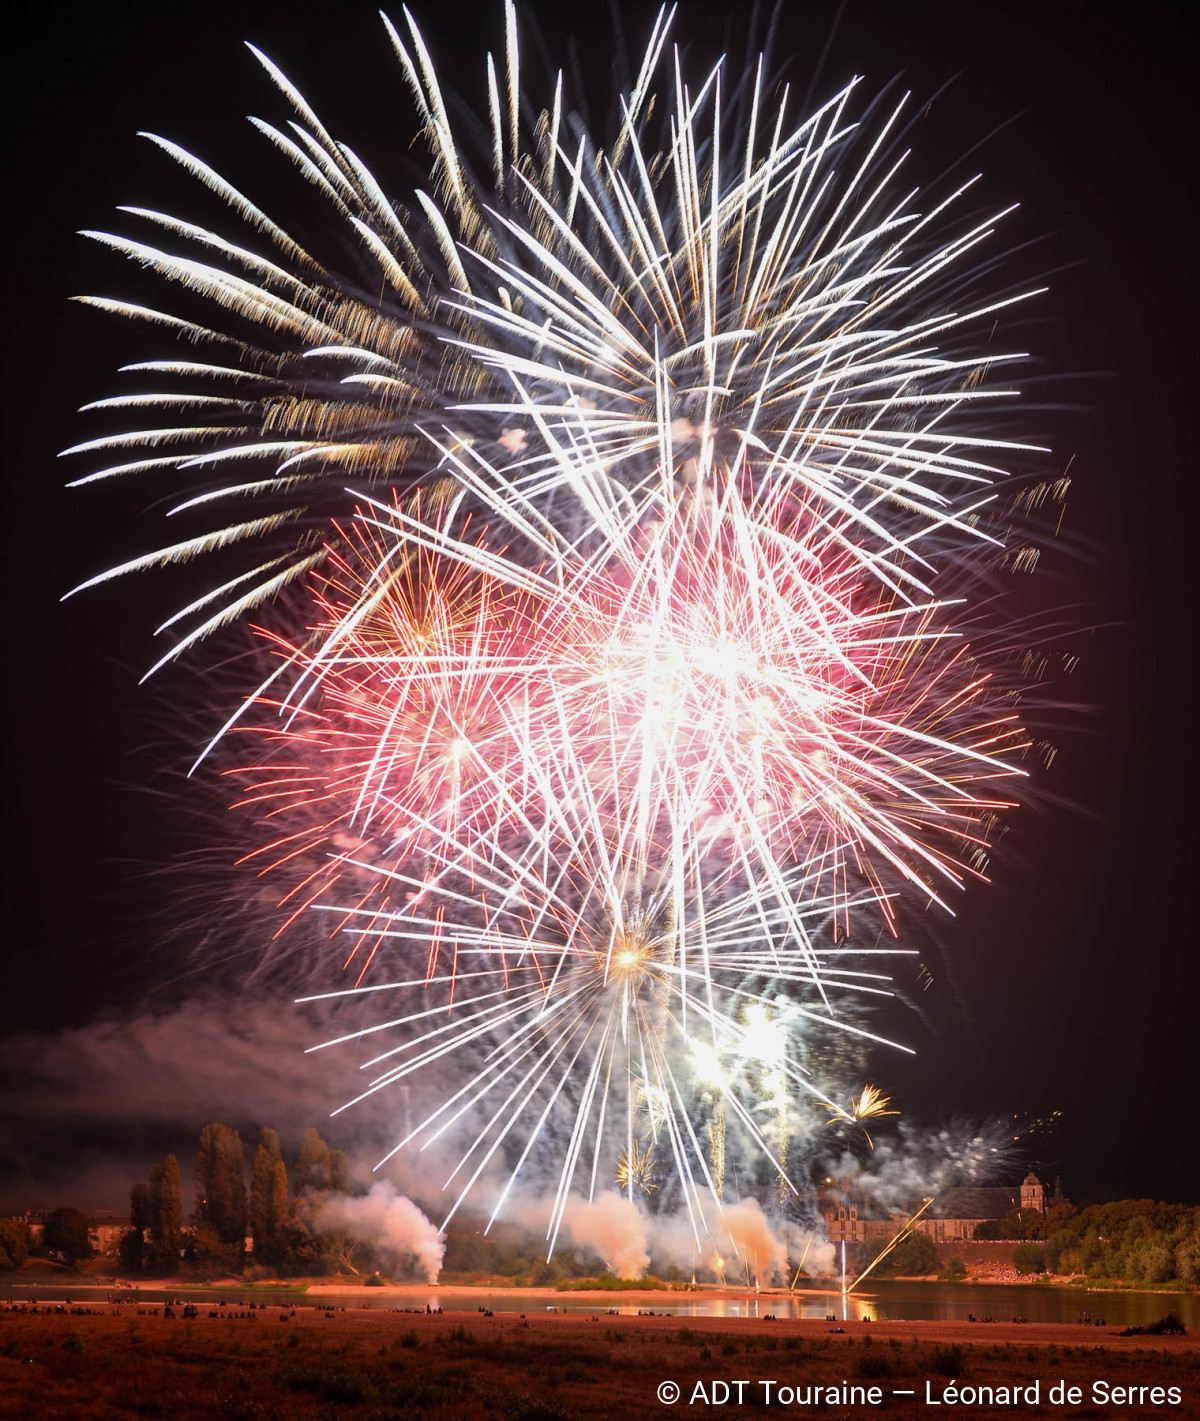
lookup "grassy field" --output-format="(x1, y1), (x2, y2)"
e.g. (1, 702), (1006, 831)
(1, 1299), (1197, 1419)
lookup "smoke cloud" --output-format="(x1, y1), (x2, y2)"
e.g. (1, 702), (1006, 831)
(713, 1200), (789, 1282)
(316, 1181), (444, 1283)
(818, 1117), (1016, 1216)
(0, 995), (397, 1213)
(503, 1190), (833, 1285)
(640, 1199), (834, 1285)
(0, 989), (1015, 1290)
(556, 1192), (650, 1279)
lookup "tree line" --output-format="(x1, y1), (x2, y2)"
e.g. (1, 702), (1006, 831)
(994, 1200), (1200, 1285)
(117, 1123), (355, 1278)
(853, 1201), (1200, 1287)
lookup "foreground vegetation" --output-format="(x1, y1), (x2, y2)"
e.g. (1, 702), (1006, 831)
(2, 1300), (1197, 1421)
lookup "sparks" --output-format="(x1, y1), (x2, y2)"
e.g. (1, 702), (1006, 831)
(68, 4), (1066, 1256)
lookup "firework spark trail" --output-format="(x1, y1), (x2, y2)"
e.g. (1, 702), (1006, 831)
(296, 876), (915, 1251)
(262, 673), (925, 1249)
(234, 482), (1027, 966)
(68, 5), (1062, 1256)
(65, 6), (1044, 652)
(847, 1195), (935, 1292)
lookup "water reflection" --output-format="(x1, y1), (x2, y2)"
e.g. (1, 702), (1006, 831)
(3, 1281), (1196, 1328)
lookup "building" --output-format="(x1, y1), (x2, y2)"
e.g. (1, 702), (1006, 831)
(3, 1210), (130, 1259)
(87, 1213), (130, 1258)
(820, 1173), (1066, 1245)
(822, 1198), (870, 1244)
(819, 1192), (908, 1244)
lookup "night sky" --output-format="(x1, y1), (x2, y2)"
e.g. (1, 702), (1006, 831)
(3, 0), (1194, 1212)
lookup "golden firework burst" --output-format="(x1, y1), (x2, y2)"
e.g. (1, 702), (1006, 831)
(616, 1141), (659, 1195)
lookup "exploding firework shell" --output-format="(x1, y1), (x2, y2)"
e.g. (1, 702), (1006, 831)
(68, 5), (1065, 1251)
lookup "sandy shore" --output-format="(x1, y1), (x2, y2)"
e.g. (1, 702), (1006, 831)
(306, 1280), (838, 1304)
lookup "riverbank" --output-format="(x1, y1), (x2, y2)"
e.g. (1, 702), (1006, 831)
(1, 1297), (1196, 1419)
(8, 1272), (1197, 1314)
(15, 1263), (1194, 1297)
(861, 1270), (1197, 1294)
(14, 1247), (1198, 1297)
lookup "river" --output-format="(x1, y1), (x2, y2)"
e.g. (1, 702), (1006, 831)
(3, 1280), (1195, 1327)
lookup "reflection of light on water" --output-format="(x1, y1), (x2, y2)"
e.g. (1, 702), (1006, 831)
(4, 1284), (1198, 1327)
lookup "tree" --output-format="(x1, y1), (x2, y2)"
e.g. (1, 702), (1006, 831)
(295, 1128), (332, 1195)
(1175, 1230), (1200, 1287)
(42, 1207), (92, 1266)
(189, 1227), (242, 1279)
(860, 1230), (938, 1277)
(118, 1228), (144, 1274)
(119, 1181), (151, 1273)
(277, 1194), (343, 1276)
(194, 1124), (247, 1247)
(0, 1219), (32, 1272)
(887, 1230), (938, 1276)
(329, 1149), (352, 1194)
(1010, 1208), (1049, 1241)
(250, 1127), (289, 1269)
(1012, 1242), (1047, 1275)
(149, 1154), (185, 1267)
(130, 1181), (151, 1236)
(1131, 1243), (1173, 1285)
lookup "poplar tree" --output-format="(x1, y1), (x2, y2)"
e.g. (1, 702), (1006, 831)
(250, 1127), (289, 1268)
(329, 1148), (352, 1194)
(295, 1127), (332, 1195)
(294, 1127), (353, 1196)
(119, 1181), (150, 1271)
(148, 1154), (184, 1266)
(194, 1124), (247, 1246)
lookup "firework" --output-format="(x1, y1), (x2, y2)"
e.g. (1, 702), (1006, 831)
(616, 1142), (659, 1197)
(828, 1083), (901, 1147)
(69, 4), (1061, 1258)
(66, 4), (1042, 658)
(847, 1196), (935, 1292)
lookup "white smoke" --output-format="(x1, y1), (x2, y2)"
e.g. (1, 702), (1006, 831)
(643, 1199), (831, 1285)
(316, 1180), (444, 1283)
(820, 1117), (1016, 1216)
(792, 1228), (837, 1280)
(714, 1200), (789, 1282)
(505, 1189), (834, 1285)
(557, 1192), (650, 1279)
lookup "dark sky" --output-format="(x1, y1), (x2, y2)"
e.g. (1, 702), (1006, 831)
(3, 0), (1195, 1210)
